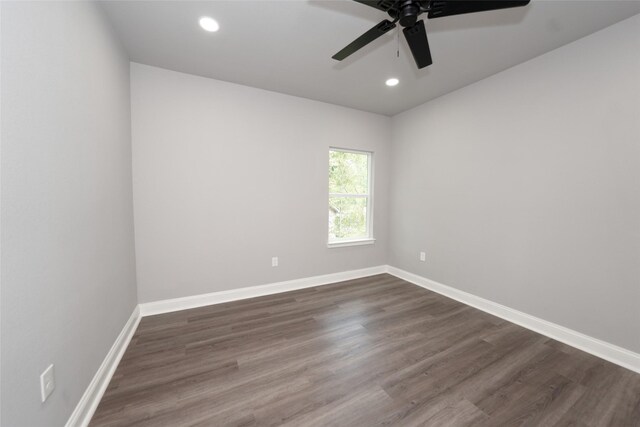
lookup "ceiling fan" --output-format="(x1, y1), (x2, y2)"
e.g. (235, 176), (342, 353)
(332, 0), (531, 69)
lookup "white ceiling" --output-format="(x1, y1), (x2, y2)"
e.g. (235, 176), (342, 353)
(100, 1), (640, 116)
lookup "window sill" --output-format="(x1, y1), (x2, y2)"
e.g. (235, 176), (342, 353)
(327, 238), (376, 248)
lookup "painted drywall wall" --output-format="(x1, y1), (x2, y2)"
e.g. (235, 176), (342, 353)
(131, 63), (390, 303)
(1, 2), (138, 426)
(389, 14), (640, 353)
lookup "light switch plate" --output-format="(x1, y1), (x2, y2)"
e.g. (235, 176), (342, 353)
(419, 252), (426, 262)
(40, 364), (55, 402)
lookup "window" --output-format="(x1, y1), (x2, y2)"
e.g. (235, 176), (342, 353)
(328, 148), (374, 247)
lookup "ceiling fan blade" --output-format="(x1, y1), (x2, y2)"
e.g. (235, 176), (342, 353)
(403, 20), (433, 69)
(352, 0), (399, 13)
(332, 19), (397, 61)
(428, 1), (530, 19)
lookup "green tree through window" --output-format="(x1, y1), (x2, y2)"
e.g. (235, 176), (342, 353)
(329, 149), (372, 242)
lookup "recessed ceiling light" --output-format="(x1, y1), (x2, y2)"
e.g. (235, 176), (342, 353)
(385, 78), (399, 87)
(199, 16), (219, 32)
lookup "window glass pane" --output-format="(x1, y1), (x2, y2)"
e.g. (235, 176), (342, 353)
(329, 197), (368, 240)
(329, 150), (369, 195)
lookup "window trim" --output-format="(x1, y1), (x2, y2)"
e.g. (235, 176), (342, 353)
(327, 238), (376, 248)
(327, 147), (374, 247)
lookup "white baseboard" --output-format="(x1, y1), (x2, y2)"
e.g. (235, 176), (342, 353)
(386, 265), (640, 374)
(139, 265), (388, 317)
(65, 306), (141, 427)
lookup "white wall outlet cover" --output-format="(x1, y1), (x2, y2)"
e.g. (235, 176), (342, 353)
(420, 252), (426, 262)
(40, 364), (55, 402)
(271, 257), (278, 267)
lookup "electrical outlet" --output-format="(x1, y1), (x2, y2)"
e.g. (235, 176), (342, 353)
(40, 364), (55, 402)
(419, 251), (426, 262)
(271, 257), (278, 267)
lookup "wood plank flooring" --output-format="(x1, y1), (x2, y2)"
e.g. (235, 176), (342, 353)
(90, 274), (640, 426)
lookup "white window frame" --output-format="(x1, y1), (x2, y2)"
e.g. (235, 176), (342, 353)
(327, 147), (375, 248)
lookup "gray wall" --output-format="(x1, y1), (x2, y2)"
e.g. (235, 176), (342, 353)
(131, 63), (390, 303)
(389, 14), (640, 353)
(1, 2), (138, 426)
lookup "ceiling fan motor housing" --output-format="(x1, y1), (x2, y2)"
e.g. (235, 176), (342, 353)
(397, 1), (421, 27)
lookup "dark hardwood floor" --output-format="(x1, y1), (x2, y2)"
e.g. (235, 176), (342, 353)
(90, 274), (640, 426)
